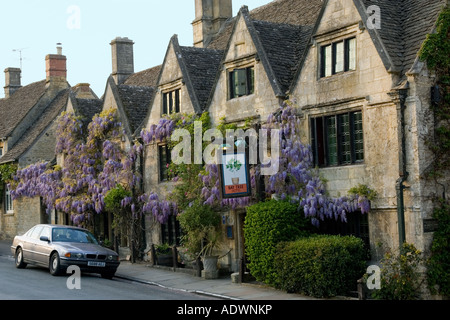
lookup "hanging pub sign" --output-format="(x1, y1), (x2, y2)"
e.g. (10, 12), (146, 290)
(219, 152), (251, 199)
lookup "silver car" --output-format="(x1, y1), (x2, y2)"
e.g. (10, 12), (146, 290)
(11, 224), (120, 279)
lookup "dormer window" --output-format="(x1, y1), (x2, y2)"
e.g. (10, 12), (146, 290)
(229, 66), (255, 99)
(162, 89), (180, 115)
(320, 37), (356, 78)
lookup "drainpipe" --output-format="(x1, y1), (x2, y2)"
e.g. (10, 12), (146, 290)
(392, 88), (409, 246)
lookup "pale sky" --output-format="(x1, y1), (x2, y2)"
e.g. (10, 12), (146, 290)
(0, 0), (273, 98)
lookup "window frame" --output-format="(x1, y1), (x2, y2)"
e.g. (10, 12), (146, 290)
(4, 184), (13, 213)
(320, 37), (356, 78)
(158, 144), (172, 182)
(162, 88), (181, 116)
(228, 66), (255, 100)
(310, 110), (364, 167)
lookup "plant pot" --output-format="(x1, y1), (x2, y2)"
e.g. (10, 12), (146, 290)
(156, 254), (173, 267)
(201, 255), (219, 279)
(232, 177), (239, 185)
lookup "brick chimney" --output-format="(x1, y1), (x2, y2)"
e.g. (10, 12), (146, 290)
(192, 0), (232, 48)
(3, 67), (22, 98)
(110, 37), (134, 85)
(46, 44), (67, 83)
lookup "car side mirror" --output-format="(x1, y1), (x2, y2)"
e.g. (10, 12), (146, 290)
(40, 235), (50, 242)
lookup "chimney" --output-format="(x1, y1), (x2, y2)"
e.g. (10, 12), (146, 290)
(46, 44), (67, 83)
(110, 37), (134, 85)
(4, 68), (22, 98)
(192, 0), (232, 48)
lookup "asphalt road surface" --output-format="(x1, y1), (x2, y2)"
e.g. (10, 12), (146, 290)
(0, 240), (216, 300)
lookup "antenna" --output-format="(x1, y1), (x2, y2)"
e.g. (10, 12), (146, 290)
(12, 47), (28, 72)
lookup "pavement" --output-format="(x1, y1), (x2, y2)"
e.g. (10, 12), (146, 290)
(114, 261), (355, 300)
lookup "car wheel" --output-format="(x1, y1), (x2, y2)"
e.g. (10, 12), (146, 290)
(15, 247), (27, 269)
(49, 252), (62, 276)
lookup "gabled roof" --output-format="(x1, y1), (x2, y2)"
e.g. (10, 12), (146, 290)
(354, 0), (446, 79)
(105, 65), (161, 137)
(0, 80), (48, 139)
(0, 88), (70, 164)
(207, 0), (323, 50)
(178, 45), (224, 112)
(206, 1), (323, 98)
(156, 35), (224, 115)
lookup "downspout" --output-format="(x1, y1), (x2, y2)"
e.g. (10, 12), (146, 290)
(392, 88), (409, 246)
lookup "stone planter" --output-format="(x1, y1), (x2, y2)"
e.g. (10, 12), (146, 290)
(201, 255), (219, 279)
(156, 254), (173, 267)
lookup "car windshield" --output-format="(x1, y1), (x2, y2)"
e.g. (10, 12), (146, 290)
(52, 228), (98, 244)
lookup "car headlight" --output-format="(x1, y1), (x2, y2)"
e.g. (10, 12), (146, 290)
(64, 252), (84, 259)
(107, 255), (118, 261)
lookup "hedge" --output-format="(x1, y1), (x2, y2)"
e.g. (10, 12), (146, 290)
(244, 199), (314, 285)
(274, 235), (367, 298)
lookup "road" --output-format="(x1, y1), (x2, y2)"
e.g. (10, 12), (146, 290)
(0, 240), (216, 300)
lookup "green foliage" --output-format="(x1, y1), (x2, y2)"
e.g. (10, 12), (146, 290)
(244, 199), (314, 285)
(274, 235), (367, 298)
(0, 163), (18, 196)
(104, 184), (131, 213)
(427, 200), (450, 296)
(348, 184), (377, 201)
(104, 184), (132, 229)
(419, 7), (450, 177)
(372, 243), (424, 300)
(177, 200), (222, 256)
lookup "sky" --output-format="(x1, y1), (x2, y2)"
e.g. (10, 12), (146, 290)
(0, 0), (273, 98)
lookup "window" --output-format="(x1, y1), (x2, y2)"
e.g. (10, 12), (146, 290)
(162, 215), (182, 246)
(310, 111), (364, 167)
(162, 89), (180, 115)
(4, 185), (13, 213)
(229, 67), (255, 99)
(320, 37), (356, 77)
(159, 144), (171, 182)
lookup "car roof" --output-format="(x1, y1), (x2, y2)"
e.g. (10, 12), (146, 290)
(34, 224), (86, 230)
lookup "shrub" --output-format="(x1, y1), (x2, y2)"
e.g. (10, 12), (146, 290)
(244, 199), (314, 285)
(372, 242), (424, 300)
(274, 235), (367, 298)
(427, 201), (450, 296)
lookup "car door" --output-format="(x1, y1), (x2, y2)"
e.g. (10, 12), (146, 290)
(21, 226), (37, 263)
(28, 225), (44, 263)
(34, 226), (52, 265)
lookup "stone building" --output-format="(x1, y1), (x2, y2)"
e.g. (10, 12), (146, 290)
(141, 0), (449, 274)
(0, 48), (71, 239)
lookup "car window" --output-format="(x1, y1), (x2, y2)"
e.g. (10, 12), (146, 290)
(24, 227), (35, 237)
(30, 226), (44, 240)
(52, 228), (98, 244)
(40, 227), (50, 240)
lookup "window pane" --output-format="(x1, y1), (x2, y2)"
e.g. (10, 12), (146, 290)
(175, 89), (180, 113)
(353, 111), (364, 162)
(348, 38), (356, 71)
(326, 116), (338, 166)
(5, 185), (13, 212)
(338, 113), (352, 165)
(335, 41), (344, 73)
(234, 69), (247, 97)
(324, 45), (332, 77)
(162, 93), (168, 115)
(159, 145), (170, 181)
(247, 67), (255, 95)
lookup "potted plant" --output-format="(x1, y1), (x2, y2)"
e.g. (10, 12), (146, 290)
(155, 243), (173, 266)
(177, 200), (223, 278)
